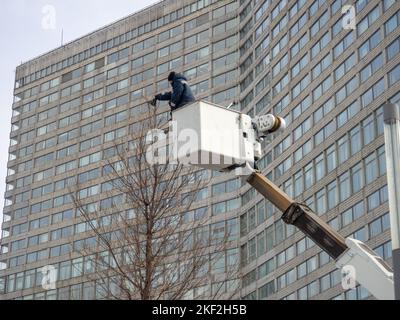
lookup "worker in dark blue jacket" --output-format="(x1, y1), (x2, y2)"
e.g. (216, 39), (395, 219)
(151, 72), (195, 111)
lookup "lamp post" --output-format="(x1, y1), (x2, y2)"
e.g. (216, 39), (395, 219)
(383, 102), (400, 300)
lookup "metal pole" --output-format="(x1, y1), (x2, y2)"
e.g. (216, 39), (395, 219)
(383, 102), (400, 300)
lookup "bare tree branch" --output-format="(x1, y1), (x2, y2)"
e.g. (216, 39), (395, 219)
(70, 104), (240, 300)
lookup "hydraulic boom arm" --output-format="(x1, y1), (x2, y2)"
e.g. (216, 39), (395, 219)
(171, 101), (395, 299)
(247, 171), (394, 300)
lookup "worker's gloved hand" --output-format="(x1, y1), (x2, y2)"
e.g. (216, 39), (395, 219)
(150, 98), (157, 106)
(150, 94), (162, 106)
(169, 101), (177, 111)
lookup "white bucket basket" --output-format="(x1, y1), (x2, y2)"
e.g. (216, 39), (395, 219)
(171, 101), (256, 171)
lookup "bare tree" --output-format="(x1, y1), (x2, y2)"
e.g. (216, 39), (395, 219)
(70, 104), (239, 300)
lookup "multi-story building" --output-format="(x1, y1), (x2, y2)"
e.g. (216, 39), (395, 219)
(1, 0), (399, 300)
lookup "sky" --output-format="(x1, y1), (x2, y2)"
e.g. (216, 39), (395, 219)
(0, 0), (161, 234)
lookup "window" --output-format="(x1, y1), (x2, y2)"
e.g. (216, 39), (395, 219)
(335, 53), (356, 81)
(292, 170), (303, 197)
(323, 143), (335, 172)
(185, 47), (209, 65)
(258, 258), (275, 280)
(384, 0), (396, 10)
(301, 161), (314, 189)
(311, 10), (328, 37)
(364, 153), (377, 186)
(275, 220), (285, 244)
(273, 53), (289, 78)
(339, 172), (350, 201)
(290, 12), (307, 38)
(351, 163), (363, 193)
(256, 0), (270, 21)
(106, 78), (129, 95)
(387, 37), (400, 61)
(369, 213), (390, 238)
(336, 76), (359, 104)
(360, 54), (383, 83)
(213, 34), (237, 52)
(258, 281), (275, 299)
(291, 54), (308, 78)
(212, 198), (240, 215)
(257, 73), (272, 96)
(265, 225), (274, 251)
(337, 101), (360, 128)
(107, 63), (128, 80)
(214, 17), (237, 36)
(158, 41), (182, 58)
(313, 76), (332, 102)
(241, 72), (254, 92)
(334, 31), (354, 59)
(255, 35), (270, 58)
(297, 261), (307, 279)
(320, 273), (331, 292)
(308, 280), (319, 297)
(212, 179), (240, 195)
(361, 78), (385, 108)
(290, 0), (306, 17)
(213, 52), (237, 71)
(158, 25), (181, 43)
(132, 52), (155, 68)
(389, 65), (400, 86)
(349, 125), (361, 156)
(291, 33), (308, 58)
(274, 135), (291, 159)
(257, 200), (266, 225)
(312, 53), (331, 80)
(293, 116), (311, 142)
(212, 87), (236, 104)
(375, 241), (392, 261)
(272, 14), (288, 39)
(367, 186), (388, 212)
(327, 180), (337, 210)
(107, 47), (130, 64)
(271, 0), (287, 20)
(315, 121), (336, 146)
(272, 34), (288, 59)
(292, 74), (310, 99)
(311, 32), (330, 59)
(213, 69), (237, 87)
(358, 6), (380, 36)
(275, 157), (292, 178)
(359, 30), (382, 59)
(385, 11), (400, 36)
(362, 115), (376, 146)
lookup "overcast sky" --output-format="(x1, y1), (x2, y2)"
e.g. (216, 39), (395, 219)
(0, 0), (161, 233)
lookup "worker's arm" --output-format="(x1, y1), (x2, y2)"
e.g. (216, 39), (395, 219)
(155, 92), (172, 101)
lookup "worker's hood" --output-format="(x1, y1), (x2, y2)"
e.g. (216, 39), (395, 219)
(171, 73), (187, 82)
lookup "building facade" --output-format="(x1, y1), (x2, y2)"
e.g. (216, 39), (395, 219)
(0, 0), (400, 300)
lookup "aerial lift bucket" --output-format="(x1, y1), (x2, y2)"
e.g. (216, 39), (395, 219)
(171, 100), (257, 172)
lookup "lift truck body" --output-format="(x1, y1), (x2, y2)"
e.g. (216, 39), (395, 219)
(172, 101), (394, 300)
